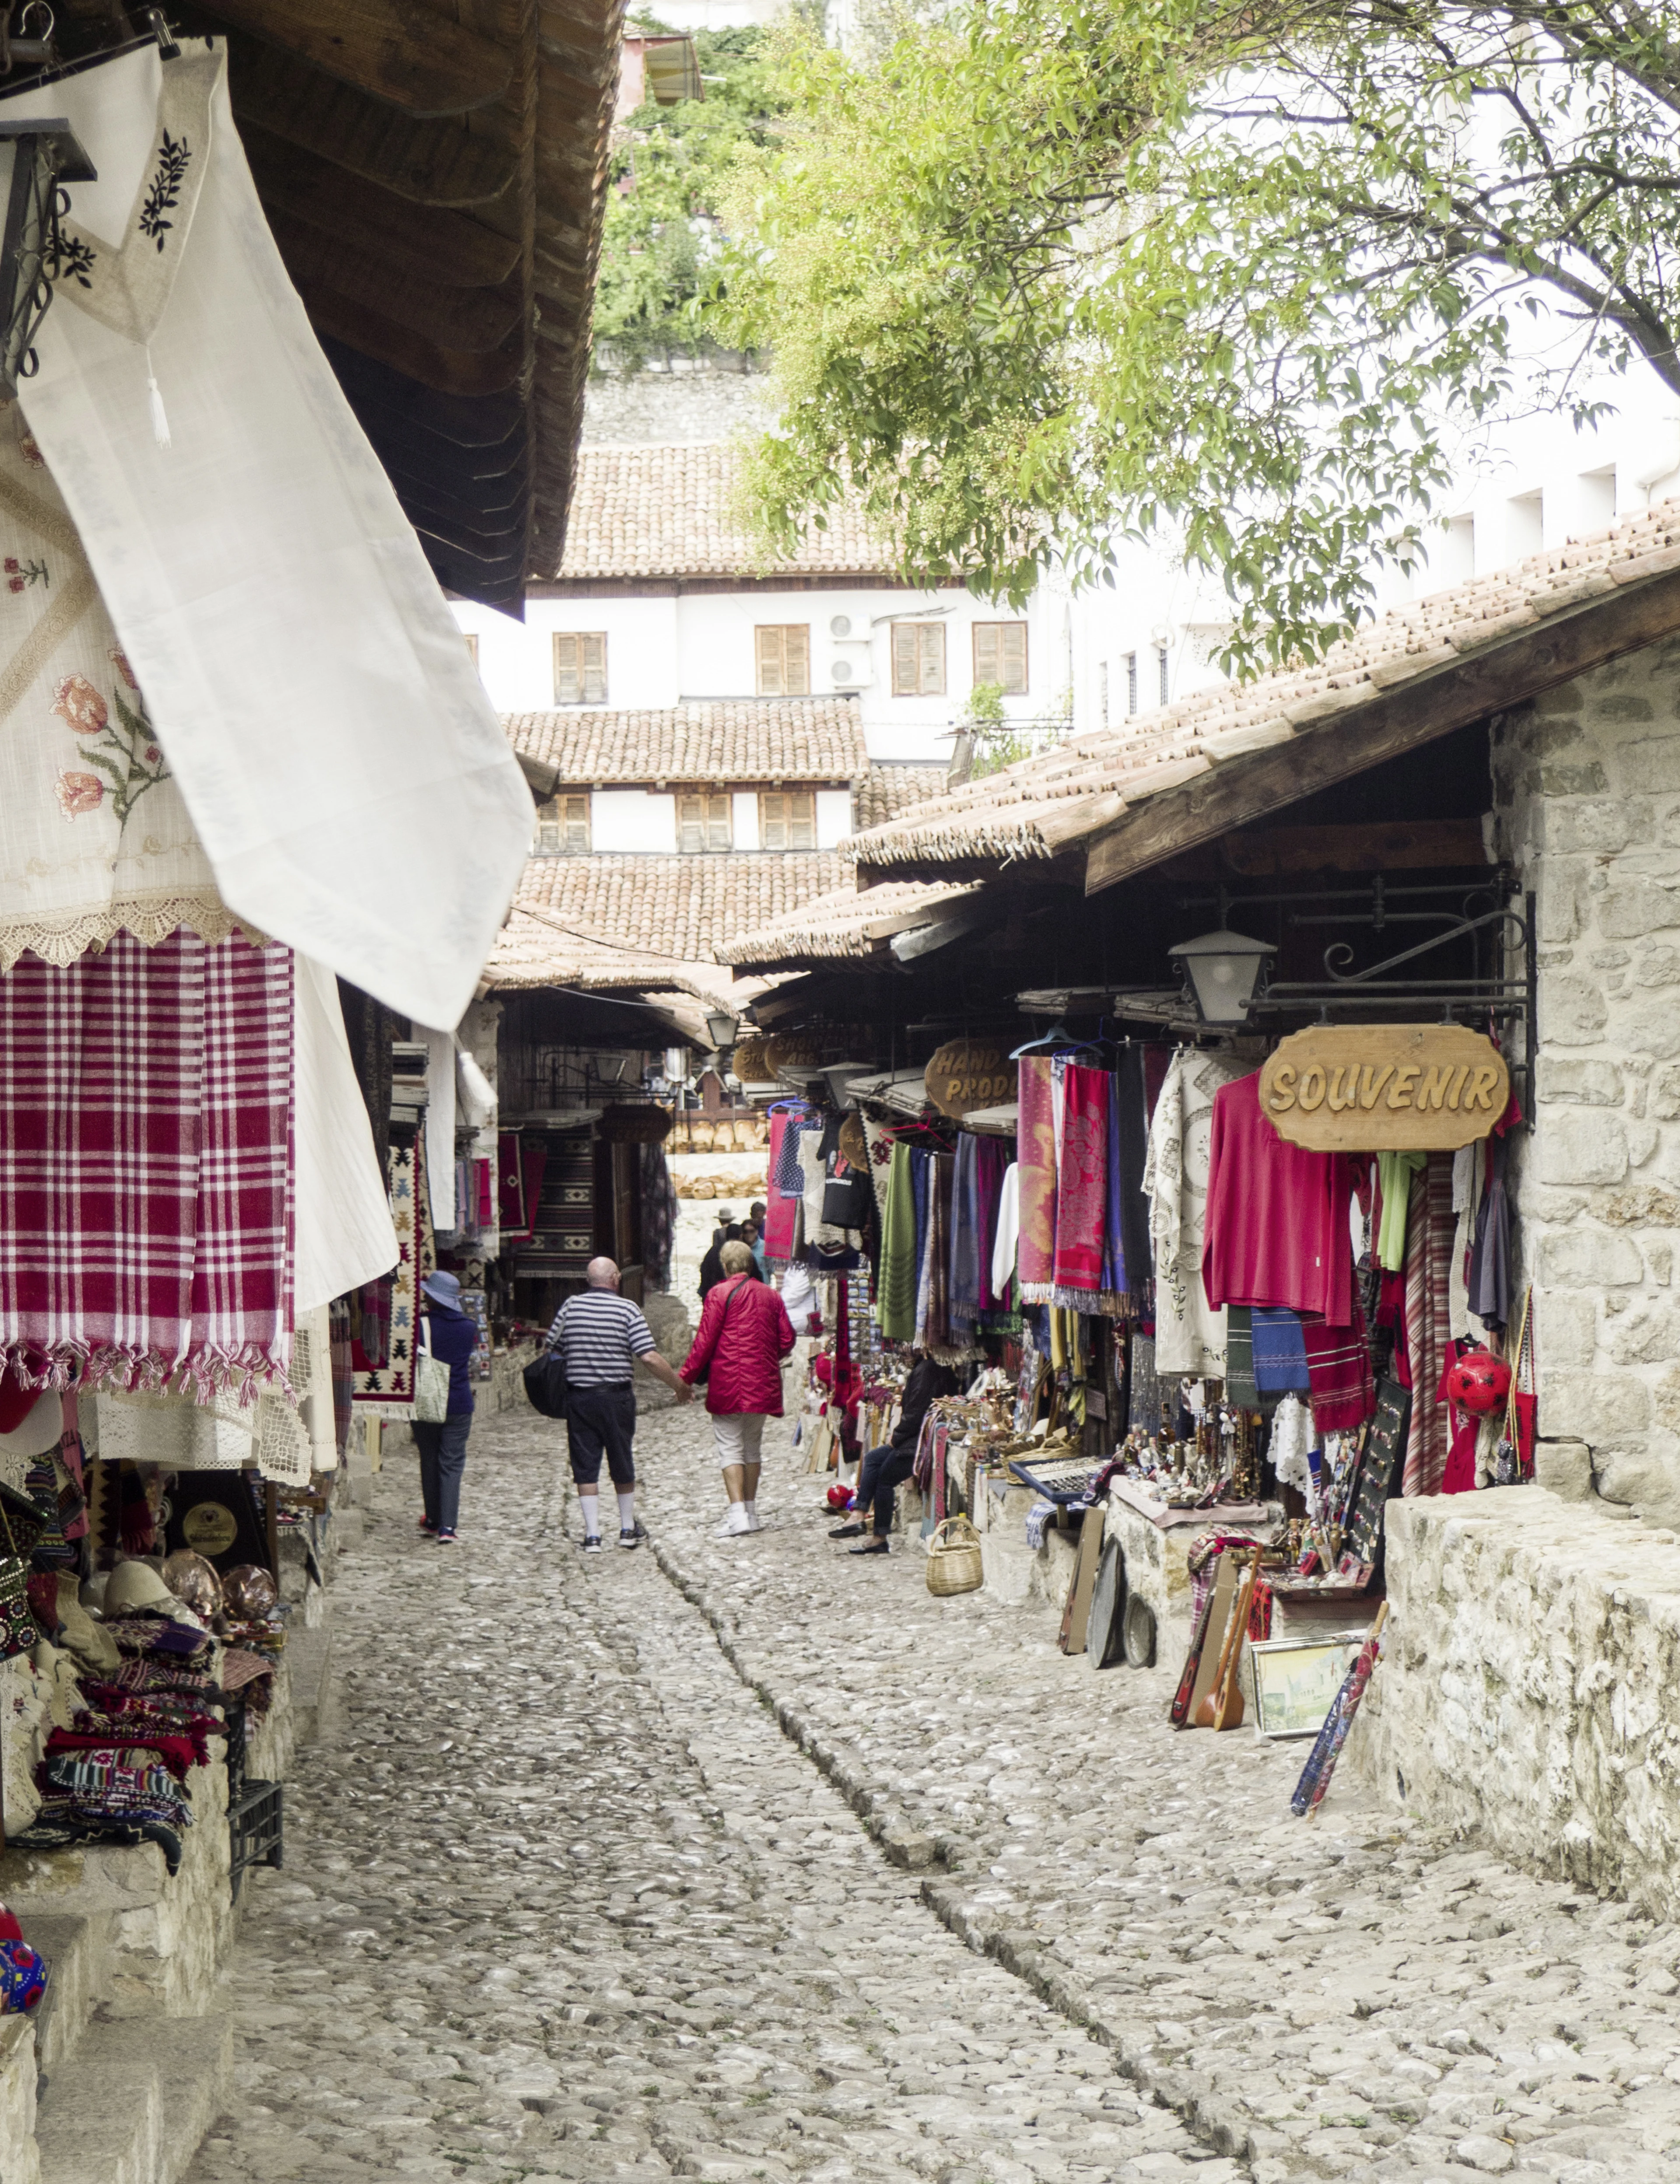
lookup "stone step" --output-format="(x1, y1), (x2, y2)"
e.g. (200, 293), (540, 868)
(35, 2008), (232, 2184)
(26, 1913), (109, 2081)
(0, 2016), (41, 2184)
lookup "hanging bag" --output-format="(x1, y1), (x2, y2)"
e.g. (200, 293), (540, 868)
(415, 1314), (452, 1425)
(522, 1314), (570, 1419)
(822, 1165), (872, 1231)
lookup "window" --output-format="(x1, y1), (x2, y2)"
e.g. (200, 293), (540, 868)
(972, 621), (1028, 694)
(678, 792), (732, 854)
(755, 624), (810, 696)
(1157, 644), (1170, 705)
(891, 620), (946, 696)
(536, 793), (591, 855)
(760, 789), (816, 850)
(464, 632), (480, 668)
(553, 631), (607, 705)
(1126, 652), (1138, 715)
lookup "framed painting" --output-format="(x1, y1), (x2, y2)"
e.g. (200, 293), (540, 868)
(1250, 1635), (1367, 1739)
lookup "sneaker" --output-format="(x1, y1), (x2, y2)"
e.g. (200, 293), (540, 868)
(435, 1530), (458, 1546)
(619, 1522), (646, 1550)
(723, 1505), (752, 1537)
(582, 1535), (602, 1555)
(418, 1516), (436, 1533)
(715, 1508), (740, 1536)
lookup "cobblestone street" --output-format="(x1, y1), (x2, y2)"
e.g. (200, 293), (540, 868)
(187, 1406), (1680, 2184)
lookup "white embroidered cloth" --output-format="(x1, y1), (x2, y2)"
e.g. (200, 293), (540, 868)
(7, 41), (532, 1029)
(0, 412), (234, 970)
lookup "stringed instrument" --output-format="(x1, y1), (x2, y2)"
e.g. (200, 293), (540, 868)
(1194, 1544), (1262, 1731)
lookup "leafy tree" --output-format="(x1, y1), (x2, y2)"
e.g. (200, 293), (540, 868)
(713, 1), (1680, 669)
(594, 22), (787, 369)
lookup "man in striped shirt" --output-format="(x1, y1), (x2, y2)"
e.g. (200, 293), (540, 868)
(547, 1257), (692, 1554)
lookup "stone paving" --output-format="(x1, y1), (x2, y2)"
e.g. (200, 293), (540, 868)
(186, 1402), (1680, 2184)
(184, 1410), (1221, 2184)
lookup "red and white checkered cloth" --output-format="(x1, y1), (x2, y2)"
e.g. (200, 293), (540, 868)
(0, 931), (293, 1395)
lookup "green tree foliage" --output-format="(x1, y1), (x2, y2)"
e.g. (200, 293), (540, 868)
(594, 22), (787, 368)
(713, 2), (1680, 668)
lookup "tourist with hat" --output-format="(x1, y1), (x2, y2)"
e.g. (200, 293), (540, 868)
(416, 1269), (480, 1545)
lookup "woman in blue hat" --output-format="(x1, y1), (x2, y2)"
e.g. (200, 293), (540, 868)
(416, 1270), (480, 1544)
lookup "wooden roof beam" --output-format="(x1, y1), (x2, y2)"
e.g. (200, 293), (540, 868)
(201, 0), (513, 115)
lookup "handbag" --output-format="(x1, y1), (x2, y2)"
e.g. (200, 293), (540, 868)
(522, 1346), (570, 1421)
(415, 1315), (452, 1425)
(0, 1501), (38, 1662)
(822, 1166), (872, 1231)
(693, 1276), (750, 1389)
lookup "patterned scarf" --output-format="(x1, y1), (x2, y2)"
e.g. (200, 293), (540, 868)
(353, 1134), (433, 1418)
(948, 1134), (981, 1338)
(1402, 1152), (1456, 1496)
(1017, 1057), (1058, 1297)
(0, 930), (292, 1397)
(1052, 1064), (1108, 1295)
(877, 1142), (918, 1341)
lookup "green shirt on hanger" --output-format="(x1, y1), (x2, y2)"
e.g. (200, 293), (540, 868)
(1376, 1148), (1426, 1271)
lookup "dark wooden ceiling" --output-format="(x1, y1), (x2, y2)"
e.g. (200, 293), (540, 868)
(53, 0), (625, 616)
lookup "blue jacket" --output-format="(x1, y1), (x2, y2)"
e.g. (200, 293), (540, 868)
(422, 1303), (478, 1416)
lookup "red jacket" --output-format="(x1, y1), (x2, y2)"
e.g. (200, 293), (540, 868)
(680, 1274), (796, 1415)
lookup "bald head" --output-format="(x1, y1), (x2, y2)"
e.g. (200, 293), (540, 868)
(586, 1257), (621, 1290)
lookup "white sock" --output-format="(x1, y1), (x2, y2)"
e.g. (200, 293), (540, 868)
(727, 1503), (751, 1533)
(580, 1494), (600, 1538)
(744, 1498), (757, 1520)
(617, 1491), (637, 1531)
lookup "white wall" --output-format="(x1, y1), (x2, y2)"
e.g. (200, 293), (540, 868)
(731, 790), (760, 849)
(453, 580), (1063, 765)
(815, 788), (851, 848)
(592, 788), (677, 853)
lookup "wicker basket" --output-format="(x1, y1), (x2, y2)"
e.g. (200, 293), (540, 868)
(926, 1514), (984, 1597)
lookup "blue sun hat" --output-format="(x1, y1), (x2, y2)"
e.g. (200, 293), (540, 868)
(421, 1270), (463, 1312)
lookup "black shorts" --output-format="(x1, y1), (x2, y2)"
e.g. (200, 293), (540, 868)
(565, 1382), (637, 1487)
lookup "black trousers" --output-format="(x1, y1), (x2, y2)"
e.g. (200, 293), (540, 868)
(858, 1441), (916, 1536)
(565, 1382), (637, 1487)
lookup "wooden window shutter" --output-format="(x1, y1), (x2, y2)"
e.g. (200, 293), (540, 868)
(892, 624), (917, 695)
(563, 794), (591, 854)
(760, 791), (784, 850)
(756, 627), (783, 696)
(973, 623), (998, 684)
(784, 624), (809, 695)
(582, 633), (607, 704)
(678, 794), (703, 854)
(788, 790), (816, 849)
(920, 622), (945, 695)
(707, 794), (732, 852)
(554, 632), (579, 704)
(1000, 622), (1026, 692)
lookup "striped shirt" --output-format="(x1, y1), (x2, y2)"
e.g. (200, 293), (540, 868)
(548, 1291), (656, 1387)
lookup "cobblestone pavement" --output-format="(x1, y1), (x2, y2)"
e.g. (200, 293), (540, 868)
(184, 1409), (1222, 2184)
(186, 1403), (1680, 2184)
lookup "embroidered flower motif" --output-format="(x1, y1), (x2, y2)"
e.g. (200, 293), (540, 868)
(52, 676), (107, 735)
(108, 646), (138, 691)
(54, 771), (104, 819)
(139, 132), (192, 253)
(144, 744), (161, 764)
(5, 555), (48, 594)
(17, 434), (42, 468)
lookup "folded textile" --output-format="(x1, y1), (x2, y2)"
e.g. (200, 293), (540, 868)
(1303, 1312), (1377, 1434)
(46, 1727), (200, 1783)
(0, 929), (293, 1396)
(1252, 1308), (1312, 1393)
(8, 1812), (183, 1875)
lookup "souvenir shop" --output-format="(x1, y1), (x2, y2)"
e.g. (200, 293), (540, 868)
(777, 956), (1532, 1723)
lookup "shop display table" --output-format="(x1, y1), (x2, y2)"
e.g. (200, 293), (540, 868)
(1104, 1480), (1282, 1653)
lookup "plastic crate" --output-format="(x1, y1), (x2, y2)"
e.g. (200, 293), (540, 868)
(228, 1778), (283, 1900)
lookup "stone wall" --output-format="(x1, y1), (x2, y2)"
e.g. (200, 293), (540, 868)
(1346, 1484), (1680, 1920)
(1495, 638), (1680, 1524)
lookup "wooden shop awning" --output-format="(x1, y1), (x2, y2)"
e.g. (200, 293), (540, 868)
(185, 0), (625, 613)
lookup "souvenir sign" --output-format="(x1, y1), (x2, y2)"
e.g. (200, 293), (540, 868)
(1259, 1024), (1509, 1151)
(924, 1040), (1012, 1120)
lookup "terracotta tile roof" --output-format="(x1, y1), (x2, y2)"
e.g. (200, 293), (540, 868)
(556, 444), (892, 581)
(844, 509), (1680, 871)
(850, 764), (950, 832)
(717, 876), (984, 969)
(482, 851), (849, 995)
(507, 700), (867, 786)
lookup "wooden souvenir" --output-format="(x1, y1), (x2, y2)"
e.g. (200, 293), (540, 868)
(1086, 1537), (1127, 1669)
(1258, 1024), (1509, 1152)
(1183, 1555), (1238, 1723)
(164, 1471), (274, 1576)
(1195, 1545), (1261, 1729)
(924, 1040), (1013, 1121)
(1058, 1506), (1107, 1656)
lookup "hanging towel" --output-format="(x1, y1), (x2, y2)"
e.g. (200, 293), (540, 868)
(974, 1135), (1012, 1312)
(948, 1134), (981, 1337)
(1052, 1064), (1109, 1295)
(1302, 1306), (1376, 1433)
(877, 1143), (918, 1341)
(990, 1163), (1020, 1303)
(1251, 1309), (1312, 1393)
(1017, 1057), (1058, 1295)
(1114, 1046), (1154, 1303)
(1224, 1306), (1257, 1406)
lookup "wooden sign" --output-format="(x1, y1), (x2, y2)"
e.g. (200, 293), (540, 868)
(1259, 1024), (1509, 1150)
(924, 1040), (1012, 1120)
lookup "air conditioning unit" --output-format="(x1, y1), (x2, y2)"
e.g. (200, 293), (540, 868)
(831, 646), (874, 688)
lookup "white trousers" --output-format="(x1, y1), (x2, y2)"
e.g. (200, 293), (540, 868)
(711, 1413), (766, 1471)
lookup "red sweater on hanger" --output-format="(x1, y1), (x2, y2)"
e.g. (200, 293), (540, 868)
(1201, 1073), (1355, 1323)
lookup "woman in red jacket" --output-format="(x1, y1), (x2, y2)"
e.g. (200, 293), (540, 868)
(680, 1240), (796, 1537)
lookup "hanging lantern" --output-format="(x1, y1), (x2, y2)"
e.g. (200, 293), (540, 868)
(0, 118), (96, 396)
(1166, 928), (1275, 1026)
